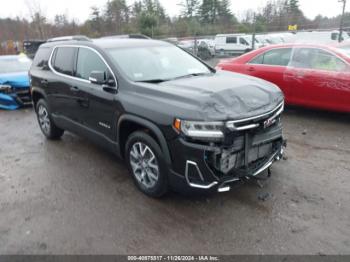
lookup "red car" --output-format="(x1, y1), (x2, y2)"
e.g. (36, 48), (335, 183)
(216, 44), (350, 113)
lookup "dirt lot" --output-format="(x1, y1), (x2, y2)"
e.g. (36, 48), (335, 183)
(0, 107), (349, 255)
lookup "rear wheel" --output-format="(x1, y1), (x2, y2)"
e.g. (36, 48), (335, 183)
(125, 131), (168, 197)
(36, 99), (64, 140)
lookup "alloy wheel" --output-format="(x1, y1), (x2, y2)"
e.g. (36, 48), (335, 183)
(129, 142), (159, 189)
(38, 105), (51, 134)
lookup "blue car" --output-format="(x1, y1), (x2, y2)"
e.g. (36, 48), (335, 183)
(0, 55), (32, 110)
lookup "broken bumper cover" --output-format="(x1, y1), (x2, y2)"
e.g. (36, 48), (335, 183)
(0, 86), (32, 110)
(168, 123), (285, 193)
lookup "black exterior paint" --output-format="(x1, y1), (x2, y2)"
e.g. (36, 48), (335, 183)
(29, 38), (285, 192)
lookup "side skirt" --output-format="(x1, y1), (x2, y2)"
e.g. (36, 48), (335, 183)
(52, 114), (121, 158)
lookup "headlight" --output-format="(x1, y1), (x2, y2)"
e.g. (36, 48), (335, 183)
(0, 85), (11, 93)
(173, 119), (224, 141)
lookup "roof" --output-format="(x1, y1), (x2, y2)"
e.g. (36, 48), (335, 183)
(41, 38), (170, 50)
(93, 38), (169, 49)
(240, 43), (350, 62)
(47, 35), (91, 42)
(216, 34), (247, 37)
(257, 43), (341, 50)
(100, 34), (150, 40)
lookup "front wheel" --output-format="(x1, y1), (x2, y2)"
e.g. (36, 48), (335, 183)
(125, 131), (168, 197)
(36, 99), (64, 140)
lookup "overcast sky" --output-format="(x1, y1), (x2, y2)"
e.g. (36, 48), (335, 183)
(0, 0), (346, 23)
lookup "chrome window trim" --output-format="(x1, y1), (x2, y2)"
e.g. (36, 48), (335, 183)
(248, 46), (350, 69)
(48, 44), (118, 89)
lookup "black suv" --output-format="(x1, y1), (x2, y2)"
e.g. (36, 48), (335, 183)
(29, 36), (285, 197)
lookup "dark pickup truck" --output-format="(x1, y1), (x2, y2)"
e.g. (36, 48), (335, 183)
(29, 36), (285, 197)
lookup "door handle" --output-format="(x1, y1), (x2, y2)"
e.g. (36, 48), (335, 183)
(247, 67), (255, 72)
(102, 85), (118, 94)
(70, 86), (80, 92)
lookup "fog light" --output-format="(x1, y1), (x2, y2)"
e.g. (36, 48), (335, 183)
(218, 185), (231, 193)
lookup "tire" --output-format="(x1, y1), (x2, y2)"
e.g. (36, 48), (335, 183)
(35, 99), (64, 140)
(125, 131), (168, 197)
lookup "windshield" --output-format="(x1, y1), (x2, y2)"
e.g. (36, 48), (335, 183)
(0, 56), (32, 74)
(107, 45), (211, 82)
(341, 32), (350, 40)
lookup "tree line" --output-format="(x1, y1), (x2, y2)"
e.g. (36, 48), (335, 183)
(0, 0), (349, 42)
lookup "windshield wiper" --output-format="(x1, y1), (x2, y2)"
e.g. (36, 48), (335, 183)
(136, 72), (212, 84)
(169, 72), (211, 81)
(136, 79), (168, 83)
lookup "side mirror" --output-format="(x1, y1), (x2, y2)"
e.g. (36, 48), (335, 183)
(89, 71), (106, 85)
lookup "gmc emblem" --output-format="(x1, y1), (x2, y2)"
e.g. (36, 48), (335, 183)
(264, 117), (277, 129)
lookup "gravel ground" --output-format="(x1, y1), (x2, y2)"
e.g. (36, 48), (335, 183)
(0, 107), (349, 255)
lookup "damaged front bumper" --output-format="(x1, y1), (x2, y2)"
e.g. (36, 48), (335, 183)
(0, 85), (32, 110)
(168, 119), (286, 193)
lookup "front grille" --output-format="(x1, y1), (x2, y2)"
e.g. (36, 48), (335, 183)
(14, 89), (32, 105)
(226, 102), (284, 132)
(209, 139), (282, 175)
(0, 86), (32, 106)
(206, 108), (284, 176)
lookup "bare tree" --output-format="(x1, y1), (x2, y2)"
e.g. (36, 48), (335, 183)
(26, 0), (47, 39)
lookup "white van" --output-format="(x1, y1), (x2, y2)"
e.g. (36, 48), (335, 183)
(242, 35), (264, 49)
(215, 34), (252, 55)
(292, 30), (350, 44)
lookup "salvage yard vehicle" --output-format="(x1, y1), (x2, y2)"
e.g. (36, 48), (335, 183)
(30, 36), (285, 197)
(0, 54), (32, 110)
(215, 34), (252, 55)
(23, 40), (46, 59)
(292, 30), (350, 45)
(217, 44), (350, 113)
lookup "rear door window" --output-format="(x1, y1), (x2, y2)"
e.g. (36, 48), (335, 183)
(291, 48), (348, 72)
(311, 50), (348, 72)
(52, 47), (76, 76)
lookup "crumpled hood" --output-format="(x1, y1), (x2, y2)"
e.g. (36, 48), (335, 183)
(132, 70), (284, 121)
(0, 72), (30, 89)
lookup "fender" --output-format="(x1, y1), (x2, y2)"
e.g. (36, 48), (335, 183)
(31, 87), (48, 105)
(117, 114), (171, 165)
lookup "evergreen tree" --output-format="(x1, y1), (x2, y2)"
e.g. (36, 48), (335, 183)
(105, 0), (129, 34)
(88, 7), (103, 36)
(199, 0), (234, 25)
(180, 0), (200, 18)
(199, 0), (220, 24)
(289, 0), (300, 11)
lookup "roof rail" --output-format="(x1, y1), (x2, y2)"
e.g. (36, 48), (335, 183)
(47, 35), (91, 43)
(101, 34), (151, 40)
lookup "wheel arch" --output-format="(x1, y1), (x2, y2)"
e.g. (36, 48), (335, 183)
(117, 114), (171, 165)
(31, 88), (47, 108)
